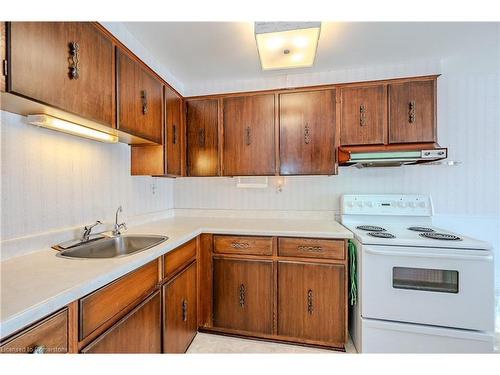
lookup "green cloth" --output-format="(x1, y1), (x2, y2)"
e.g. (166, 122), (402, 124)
(348, 240), (358, 306)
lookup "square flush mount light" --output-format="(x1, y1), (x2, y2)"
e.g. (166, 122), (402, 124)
(255, 22), (321, 70)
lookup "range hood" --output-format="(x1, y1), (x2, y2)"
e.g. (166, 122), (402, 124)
(338, 145), (447, 168)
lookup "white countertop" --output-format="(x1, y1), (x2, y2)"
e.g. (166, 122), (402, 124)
(0, 215), (352, 339)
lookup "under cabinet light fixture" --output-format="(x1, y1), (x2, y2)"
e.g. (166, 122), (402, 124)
(255, 22), (321, 70)
(27, 114), (118, 143)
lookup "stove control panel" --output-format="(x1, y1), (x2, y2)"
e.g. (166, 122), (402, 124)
(341, 194), (433, 216)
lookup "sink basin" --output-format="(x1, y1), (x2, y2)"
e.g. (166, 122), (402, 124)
(58, 235), (168, 259)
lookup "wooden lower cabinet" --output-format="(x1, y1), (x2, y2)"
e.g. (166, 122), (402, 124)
(278, 261), (346, 345)
(163, 261), (198, 353)
(82, 290), (161, 353)
(213, 258), (273, 334)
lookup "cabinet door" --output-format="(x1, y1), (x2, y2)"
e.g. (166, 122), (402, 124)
(163, 261), (197, 353)
(223, 94), (275, 176)
(278, 262), (345, 344)
(213, 258), (273, 334)
(186, 99), (219, 176)
(82, 291), (161, 353)
(8, 22), (114, 126)
(165, 85), (183, 176)
(340, 85), (386, 145)
(279, 90), (336, 175)
(389, 80), (436, 143)
(117, 48), (163, 144)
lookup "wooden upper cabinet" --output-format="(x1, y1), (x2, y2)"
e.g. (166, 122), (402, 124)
(279, 90), (336, 175)
(165, 85), (183, 176)
(213, 258), (273, 334)
(389, 79), (436, 144)
(186, 99), (219, 176)
(117, 48), (163, 144)
(278, 261), (345, 345)
(340, 85), (387, 145)
(163, 261), (197, 353)
(222, 94), (275, 176)
(7, 22), (114, 126)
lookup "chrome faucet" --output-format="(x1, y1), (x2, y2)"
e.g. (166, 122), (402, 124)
(82, 220), (102, 242)
(113, 206), (127, 236)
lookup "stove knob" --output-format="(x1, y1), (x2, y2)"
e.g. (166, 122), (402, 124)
(418, 202), (426, 208)
(408, 202), (416, 208)
(398, 201), (407, 208)
(346, 201), (354, 208)
(356, 201), (363, 208)
(365, 201), (373, 207)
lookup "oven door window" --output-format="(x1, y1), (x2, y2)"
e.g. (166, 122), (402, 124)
(392, 267), (459, 293)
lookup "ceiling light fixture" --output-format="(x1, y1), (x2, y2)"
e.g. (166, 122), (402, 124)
(255, 22), (321, 70)
(27, 114), (118, 143)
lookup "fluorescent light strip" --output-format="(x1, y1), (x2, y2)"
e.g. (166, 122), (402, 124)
(27, 114), (118, 143)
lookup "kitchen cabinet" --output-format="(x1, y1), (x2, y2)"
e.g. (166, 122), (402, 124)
(117, 48), (163, 144)
(222, 94), (276, 176)
(130, 85), (183, 176)
(186, 98), (220, 176)
(340, 85), (387, 145)
(279, 90), (336, 175)
(6, 22), (114, 127)
(163, 261), (198, 353)
(213, 258), (273, 334)
(389, 79), (436, 143)
(82, 291), (161, 353)
(278, 261), (346, 345)
(0, 309), (68, 354)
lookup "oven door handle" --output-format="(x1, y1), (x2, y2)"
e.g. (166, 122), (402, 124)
(364, 247), (493, 261)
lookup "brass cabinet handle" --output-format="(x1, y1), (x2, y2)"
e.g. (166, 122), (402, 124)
(231, 242), (250, 249)
(141, 90), (148, 115)
(409, 100), (416, 123)
(304, 123), (311, 144)
(360, 104), (367, 127)
(307, 289), (314, 315)
(297, 245), (323, 253)
(245, 127), (251, 146)
(198, 128), (205, 148)
(239, 284), (246, 308)
(68, 41), (80, 80)
(32, 345), (46, 354)
(182, 300), (188, 322)
(172, 124), (177, 145)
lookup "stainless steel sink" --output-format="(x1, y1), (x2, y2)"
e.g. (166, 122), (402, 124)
(58, 235), (168, 259)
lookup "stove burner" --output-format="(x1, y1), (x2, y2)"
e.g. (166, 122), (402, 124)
(356, 225), (386, 232)
(408, 226), (435, 232)
(419, 232), (462, 241)
(368, 232), (395, 239)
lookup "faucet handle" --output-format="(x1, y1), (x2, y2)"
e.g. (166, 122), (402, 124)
(84, 220), (102, 231)
(82, 220), (103, 241)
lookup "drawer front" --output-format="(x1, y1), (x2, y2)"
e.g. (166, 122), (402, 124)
(213, 235), (273, 256)
(278, 238), (345, 260)
(79, 260), (159, 340)
(0, 309), (68, 354)
(164, 238), (197, 279)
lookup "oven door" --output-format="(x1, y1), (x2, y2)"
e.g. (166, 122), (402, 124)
(361, 245), (494, 331)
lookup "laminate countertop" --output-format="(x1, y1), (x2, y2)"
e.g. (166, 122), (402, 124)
(0, 215), (352, 339)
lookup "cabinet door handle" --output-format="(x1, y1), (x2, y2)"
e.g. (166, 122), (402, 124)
(231, 242), (250, 249)
(307, 289), (314, 315)
(198, 128), (205, 148)
(304, 123), (311, 144)
(360, 104), (367, 127)
(68, 41), (80, 80)
(141, 90), (148, 115)
(32, 345), (46, 354)
(409, 100), (416, 123)
(182, 300), (188, 322)
(245, 127), (251, 146)
(239, 284), (246, 308)
(172, 124), (177, 145)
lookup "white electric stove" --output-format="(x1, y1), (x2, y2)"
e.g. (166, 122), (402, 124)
(341, 194), (495, 353)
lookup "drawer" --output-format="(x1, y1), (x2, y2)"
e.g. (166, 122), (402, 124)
(164, 238), (197, 279)
(0, 309), (68, 354)
(213, 235), (273, 256)
(79, 260), (159, 340)
(278, 238), (345, 260)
